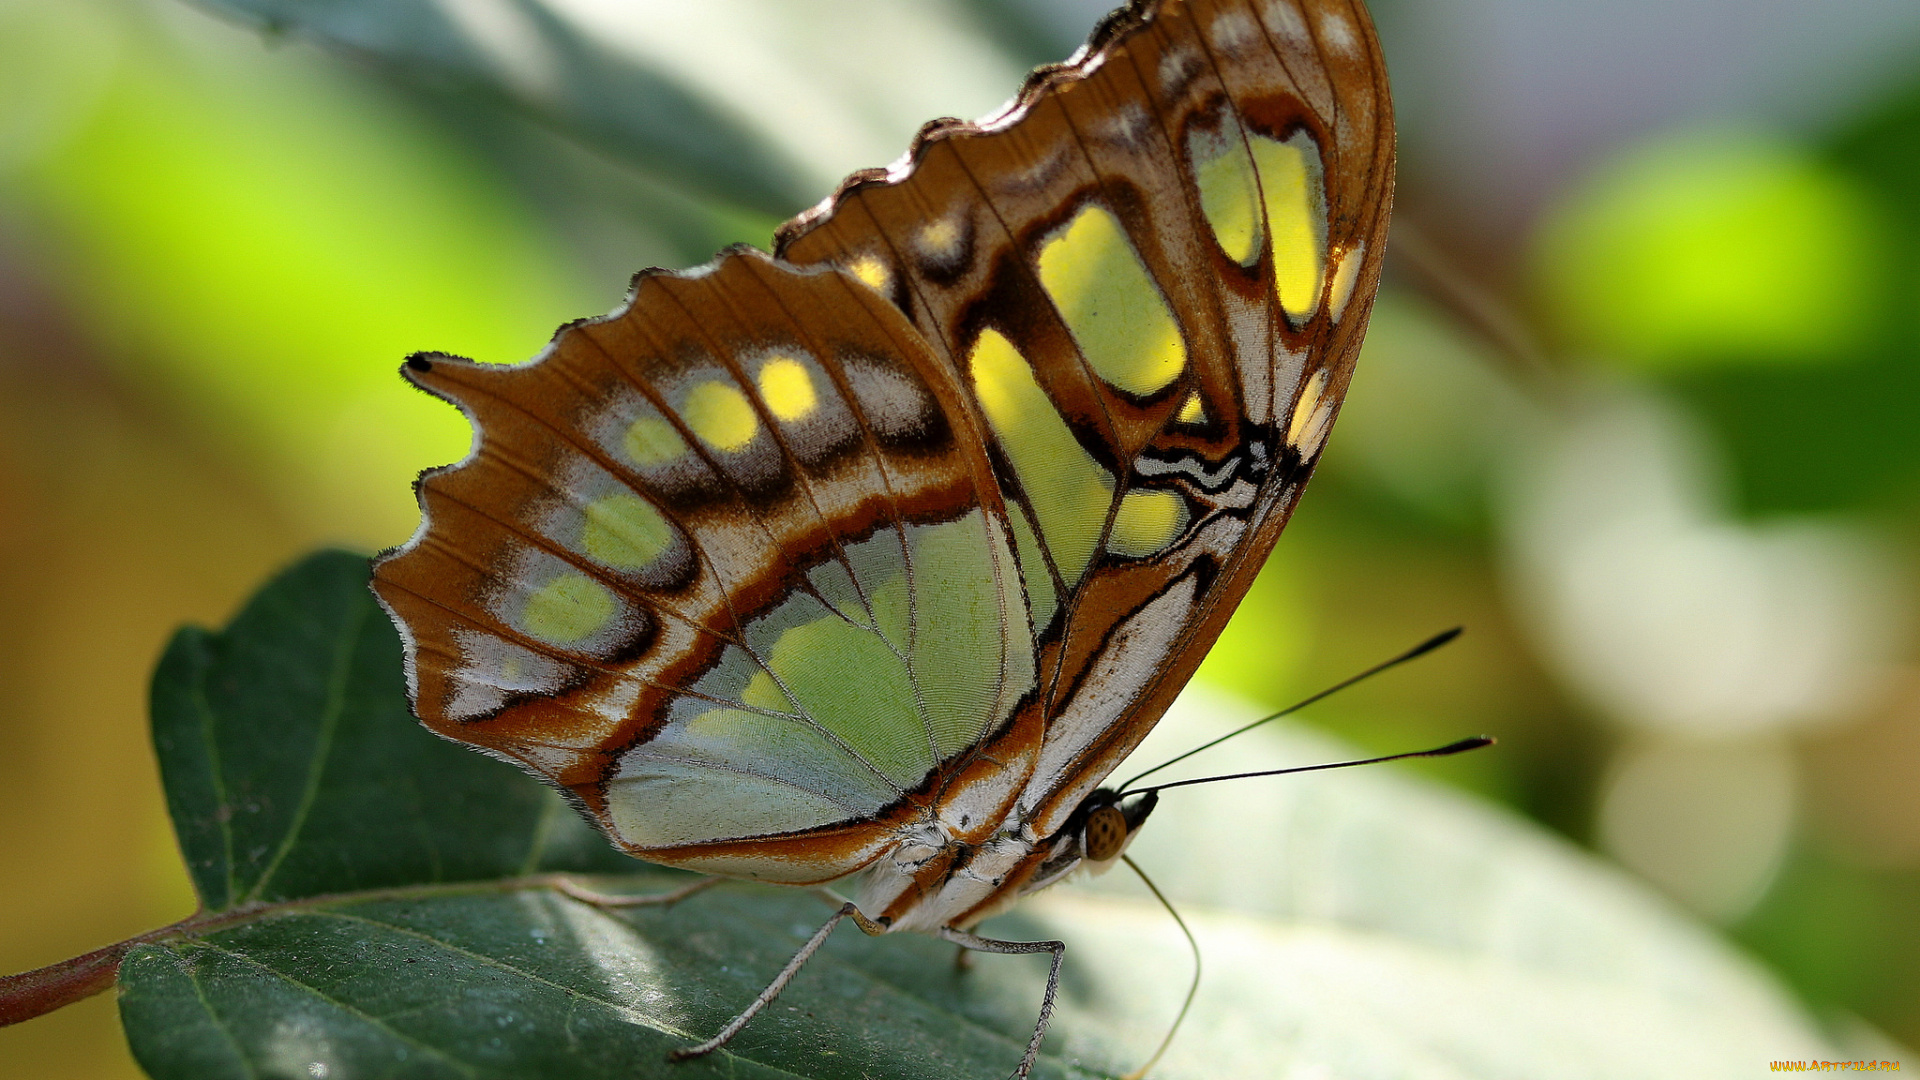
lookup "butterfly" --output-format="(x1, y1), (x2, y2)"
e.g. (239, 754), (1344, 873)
(371, 0), (1393, 1073)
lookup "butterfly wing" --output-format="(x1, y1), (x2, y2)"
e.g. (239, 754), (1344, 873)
(374, 251), (1045, 883)
(373, 0), (1391, 887)
(775, 0), (1394, 838)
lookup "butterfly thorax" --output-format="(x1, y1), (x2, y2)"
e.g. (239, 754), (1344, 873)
(853, 784), (1158, 934)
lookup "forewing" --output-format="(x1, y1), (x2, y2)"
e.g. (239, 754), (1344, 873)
(775, 0), (1394, 836)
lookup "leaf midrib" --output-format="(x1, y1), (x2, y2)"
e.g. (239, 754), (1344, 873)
(244, 598), (370, 903)
(181, 948), (259, 1080)
(184, 633), (240, 910)
(180, 937), (485, 1079)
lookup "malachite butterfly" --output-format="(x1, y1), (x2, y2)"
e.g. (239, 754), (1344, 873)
(372, 0), (1393, 1072)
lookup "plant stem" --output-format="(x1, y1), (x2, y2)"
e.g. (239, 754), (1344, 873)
(0, 871), (665, 1027)
(0, 922), (187, 1026)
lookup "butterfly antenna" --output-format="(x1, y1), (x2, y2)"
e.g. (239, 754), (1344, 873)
(1118, 627), (1462, 794)
(1127, 736), (1493, 798)
(1119, 854), (1199, 1080)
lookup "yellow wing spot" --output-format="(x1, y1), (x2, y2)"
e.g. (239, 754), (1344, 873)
(1295, 400), (1336, 460)
(1036, 204), (1187, 396)
(1250, 133), (1327, 321)
(1196, 143), (1261, 265)
(582, 494), (674, 571)
(846, 254), (892, 293)
(1176, 392), (1207, 425)
(741, 670), (798, 713)
(683, 380), (758, 451)
(1328, 242), (1365, 323)
(918, 217), (963, 259)
(623, 416), (686, 467)
(970, 327), (1113, 588)
(1110, 488), (1188, 559)
(682, 669), (801, 740)
(1287, 368), (1331, 448)
(521, 572), (615, 645)
(758, 356), (818, 423)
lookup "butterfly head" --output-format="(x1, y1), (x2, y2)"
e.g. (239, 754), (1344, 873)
(1018, 788), (1159, 898)
(1072, 787), (1159, 874)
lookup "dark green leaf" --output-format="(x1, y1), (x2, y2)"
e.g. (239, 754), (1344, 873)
(120, 877), (1108, 1080)
(181, 0), (815, 217)
(148, 550), (631, 911)
(177, 1), (1035, 233)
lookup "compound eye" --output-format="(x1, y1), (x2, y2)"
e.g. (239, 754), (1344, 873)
(1083, 805), (1128, 862)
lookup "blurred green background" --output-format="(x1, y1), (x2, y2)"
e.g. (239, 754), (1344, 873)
(2, 0), (1917, 1074)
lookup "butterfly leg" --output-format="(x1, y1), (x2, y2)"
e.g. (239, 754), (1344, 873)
(937, 926), (1066, 1080)
(670, 901), (888, 1063)
(552, 874), (719, 909)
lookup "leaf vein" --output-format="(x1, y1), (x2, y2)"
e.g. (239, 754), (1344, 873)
(172, 944), (261, 1080)
(304, 905), (692, 1038)
(192, 938), (486, 1078)
(245, 599), (371, 902)
(183, 638), (240, 909)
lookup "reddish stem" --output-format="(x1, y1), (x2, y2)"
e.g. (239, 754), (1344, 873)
(0, 940), (138, 1026)
(0, 908), (229, 1027)
(0, 872), (651, 1028)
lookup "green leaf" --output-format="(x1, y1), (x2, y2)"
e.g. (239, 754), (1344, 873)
(178, 0), (1028, 224)
(118, 880), (1111, 1080)
(122, 551), (1846, 1078)
(182, 0), (813, 217)
(148, 551), (630, 912)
